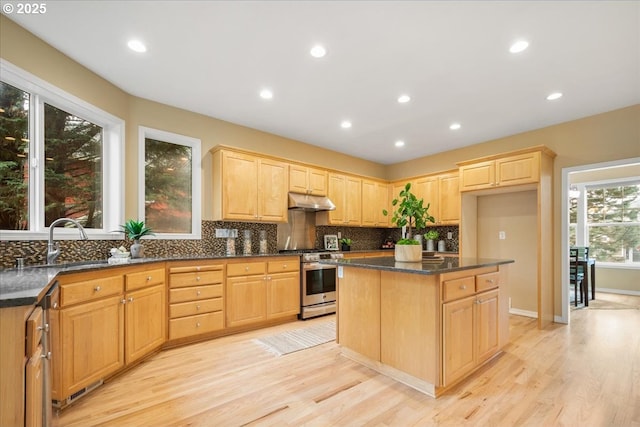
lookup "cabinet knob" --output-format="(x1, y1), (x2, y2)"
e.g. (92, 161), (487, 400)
(147, 276), (152, 281)
(196, 266), (201, 271)
(196, 305), (200, 310)
(128, 297), (134, 302)
(196, 276), (201, 281)
(94, 286), (101, 292)
(41, 351), (51, 360)
(487, 279), (495, 284)
(196, 290), (201, 296)
(53, 302), (58, 309)
(196, 322), (201, 328)
(121, 298), (126, 304)
(460, 285), (466, 290)
(283, 264), (287, 269)
(245, 266), (250, 271)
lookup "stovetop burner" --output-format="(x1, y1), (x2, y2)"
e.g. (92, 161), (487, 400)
(278, 249), (343, 262)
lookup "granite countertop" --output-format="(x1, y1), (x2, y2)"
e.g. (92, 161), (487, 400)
(320, 256), (513, 275)
(0, 253), (300, 308)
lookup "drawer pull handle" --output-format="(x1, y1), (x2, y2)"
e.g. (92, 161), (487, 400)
(41, 351), (51, 360)
(53, 302), (58, 309)
(128, 297), (134, 302)
(94, 286), (101, 292)
(283, 264), (287, 269)
(196, 305), (200, 310)
(121, 299), (126, 304)
(486, 279), (495, 284)
(147, 276), (152, 281)
(196, 291), (201, 296)
(196, 276), (201, 281)
(196, 266), (201, 271)
(196, 322), (201, 328)
(460, 285), (466, 290)
(245, 266), (250, 271)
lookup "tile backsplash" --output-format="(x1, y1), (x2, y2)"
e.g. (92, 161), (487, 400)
(0, 221), (458, 268)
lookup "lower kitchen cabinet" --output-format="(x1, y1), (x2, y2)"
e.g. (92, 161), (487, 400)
(226, 257), (300, 328)
(167, 262), (225, 340)
(52, 263), (166, 406)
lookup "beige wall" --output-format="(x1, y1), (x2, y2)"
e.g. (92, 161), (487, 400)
(595, 267), (640, 294)
(2, 15), (639, 315)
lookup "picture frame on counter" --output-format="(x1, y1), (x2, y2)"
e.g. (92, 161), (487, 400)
(324, 235), (339, 251)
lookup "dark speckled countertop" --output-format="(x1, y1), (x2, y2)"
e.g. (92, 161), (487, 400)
(0, 253), (300, 308)
(320, 256), (513, 275)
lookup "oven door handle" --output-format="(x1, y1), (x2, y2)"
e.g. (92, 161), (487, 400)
(303, 262), (337, 271)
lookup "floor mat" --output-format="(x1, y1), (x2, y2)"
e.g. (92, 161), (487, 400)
(253, 320), (336, 356)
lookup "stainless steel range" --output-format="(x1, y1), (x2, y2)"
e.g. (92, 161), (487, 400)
(299, 251), (343, 319)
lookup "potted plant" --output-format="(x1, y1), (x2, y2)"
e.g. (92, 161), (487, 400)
(383, 183), (435, 262)
(340, 238), (352, 251)
(424, 229), (439, 252)
(120, 219), (154, 258)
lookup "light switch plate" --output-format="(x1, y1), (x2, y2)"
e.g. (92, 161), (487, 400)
(499, 231), (506, 240)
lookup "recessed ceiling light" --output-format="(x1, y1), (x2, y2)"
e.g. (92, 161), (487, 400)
(340, 120), (352, 129)
(449, 123), (462, 130)
(397, 94), (411, 104)
(310, 45), (327, 58)
(509, 40), (529, 53)
(259, 89), (273, 100)
(395, 140), (405, 148)
(127, 39), (147, 53)
(546, 92), (563, 101)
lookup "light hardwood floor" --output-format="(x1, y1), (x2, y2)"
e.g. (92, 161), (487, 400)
(53, 295), (640, 427)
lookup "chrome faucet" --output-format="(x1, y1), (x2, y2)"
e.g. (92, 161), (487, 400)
(47, 218), (89, 264)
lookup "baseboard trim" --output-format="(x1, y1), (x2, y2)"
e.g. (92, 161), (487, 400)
(509, 308), (538, 318)
(597, 288), (640, 296)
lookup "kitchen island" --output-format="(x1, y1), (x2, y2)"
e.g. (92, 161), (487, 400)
(321, 256), (514, 397)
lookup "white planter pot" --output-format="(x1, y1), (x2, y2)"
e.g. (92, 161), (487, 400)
(394, 244), (422, 262)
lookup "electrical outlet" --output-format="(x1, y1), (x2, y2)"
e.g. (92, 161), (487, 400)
(215, 228), (229, 238)
(499, 231), (506, 240)
(447, 232), (453, 239)
(338, 231), (342, 239)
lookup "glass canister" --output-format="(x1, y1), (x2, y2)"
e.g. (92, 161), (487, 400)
(259, 230), (268, 255)
(226, 237), (236, 256)
(243, 230), (252, 255)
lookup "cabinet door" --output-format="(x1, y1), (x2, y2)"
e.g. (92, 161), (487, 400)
(459, 160), (495, 191)
(125, 284), (166, 365)
(258, 158), (288, 222)
(476, 289), (499, 364)
(414, 176), (440, 223)
(345, 175), (362, 225)
(496, 152), (540, 187)
(308, 167), (328, 196)
(442, 295), (475, 386)
(267, 272), (300, 319)
(226, 276), (267, 327)
(439, 173), (460, 224)
(25, 345), (43, 427)
(361, 179), (378, 227)
(326, 173), (346, 224)
(59, 295), (124, 397)
(222, 151), (258, 220)
(289, 164), (309, 194)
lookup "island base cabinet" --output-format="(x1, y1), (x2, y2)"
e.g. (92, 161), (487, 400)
(442, 288), (499, 387)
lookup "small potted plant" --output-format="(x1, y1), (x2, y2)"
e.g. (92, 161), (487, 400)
(120, 219), (154, 258)
(424, 229), (439, 252)
(383, 183), (435, 262)
(340, 237), (352, 251)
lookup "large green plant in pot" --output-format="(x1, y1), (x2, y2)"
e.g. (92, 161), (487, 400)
(383, 183), (435, 261)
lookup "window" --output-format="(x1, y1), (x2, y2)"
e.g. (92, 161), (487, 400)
(570, 180), (640, 265)
(0, 60), (124, 240)
(138, 127), (201, 239)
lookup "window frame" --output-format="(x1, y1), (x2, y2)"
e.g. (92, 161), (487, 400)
(0, 59), (124, 240)
(571, 176), (640, 269)
(138, 126), (201, 240)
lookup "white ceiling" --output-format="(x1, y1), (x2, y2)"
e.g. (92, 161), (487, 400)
(5, 1), (639, 164)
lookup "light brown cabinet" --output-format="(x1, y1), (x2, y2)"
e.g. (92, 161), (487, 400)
(226, 258), (299, 328)
(52, 264), (166, 406)
(361, 179), (389, 227)
(168, 263), (224, 341)
(320, 173), (362, 225)
(289, 164), (327, 195)
(459, 151), (540, 192)
(212, 148), (288, 222)
(413, 171), (459, 225)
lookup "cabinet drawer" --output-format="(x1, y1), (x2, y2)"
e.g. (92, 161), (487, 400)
(476, 272), (500, 292)
(169, 264), (223, 274)
(268, 259), (299, 273)
(227, 262), (266, 277)
(169, 298), (223, 318)
(169, 284), (223, 303)
(169, 311), (224, 340)
(126, 267), (165, 291)
(26, 306), (43, 357)
(443, 276), (475, 302)
(61, 275), (123, 306)
(169, 270), (223, 288)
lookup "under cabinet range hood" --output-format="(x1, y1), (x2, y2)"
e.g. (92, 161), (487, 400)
(288, 192), (336, 212)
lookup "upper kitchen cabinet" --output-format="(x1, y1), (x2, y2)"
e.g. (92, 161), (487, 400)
(212, 148), (288, 223)
(458, 148), (553, 192)
(400, 172), (460, 226)
(289, 164), (328, 196)
(361, 179), (390, 227)
(318, 173), (362, 226)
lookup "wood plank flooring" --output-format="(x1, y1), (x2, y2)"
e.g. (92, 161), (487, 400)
(53, 294), (640, 426)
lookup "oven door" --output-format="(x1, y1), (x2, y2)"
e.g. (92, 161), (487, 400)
(302, 262), (337, 306)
